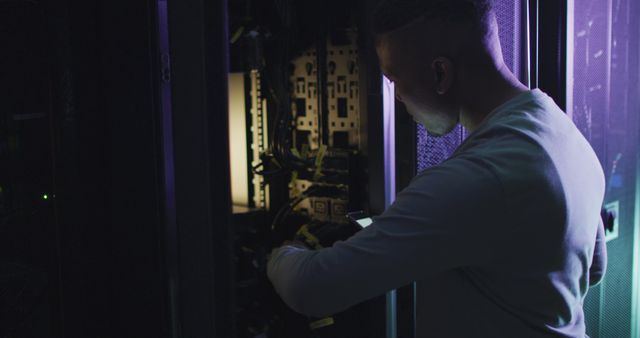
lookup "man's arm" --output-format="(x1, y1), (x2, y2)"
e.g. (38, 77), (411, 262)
(267, 157), (505, 317)
(589, 217), (607, 286)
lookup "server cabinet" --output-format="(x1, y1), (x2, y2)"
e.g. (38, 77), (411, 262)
(564, 0), (640, 336)
(226, 0), (391, 337)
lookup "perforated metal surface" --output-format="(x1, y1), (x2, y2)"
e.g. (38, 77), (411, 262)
(291, 47), (320, 149)
(289, 30), (360, 223)
(416, 124), (465, 170)
(292, 31), (361, 150)
(494, 0), (522, 79)
(416, 0), (523, 171)
(570, 0), (640, 337)
(326, 30), (361, 149)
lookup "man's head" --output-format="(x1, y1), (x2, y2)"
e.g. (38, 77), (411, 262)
(373, 0), (507, 135)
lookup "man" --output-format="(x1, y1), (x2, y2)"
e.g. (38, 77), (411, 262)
(268, 0), (607, 336)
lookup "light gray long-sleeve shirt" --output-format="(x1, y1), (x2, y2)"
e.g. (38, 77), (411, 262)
(268, 89), (607, 337)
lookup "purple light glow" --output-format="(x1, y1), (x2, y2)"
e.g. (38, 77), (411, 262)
(382, 76), (396, 207)
(381, 75), (398, 338)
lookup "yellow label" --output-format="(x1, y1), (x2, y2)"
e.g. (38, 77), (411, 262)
(309, 317), (334, 330)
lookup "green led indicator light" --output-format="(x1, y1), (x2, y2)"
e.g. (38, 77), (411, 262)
(42, 194), (48, 200)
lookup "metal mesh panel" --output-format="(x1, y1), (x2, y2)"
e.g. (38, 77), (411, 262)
(493, 0), (522, 77)
(571, 0), (640, 337)
(416, 124), (465, 170)
(416, 0), (523, 172)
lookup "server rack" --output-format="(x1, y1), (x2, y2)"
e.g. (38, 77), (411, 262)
(533, 1), (640, 336)
(562, 0), (640, 337)
(224, 0), (392, 337)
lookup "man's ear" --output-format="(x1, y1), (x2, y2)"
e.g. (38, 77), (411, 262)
(431, 57), (454, 95)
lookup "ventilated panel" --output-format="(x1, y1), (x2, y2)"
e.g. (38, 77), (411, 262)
(416, 124), (466, 170)
(571, 0), (640, 337)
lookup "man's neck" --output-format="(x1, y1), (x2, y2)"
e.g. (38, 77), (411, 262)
(459, 70), (529, 133)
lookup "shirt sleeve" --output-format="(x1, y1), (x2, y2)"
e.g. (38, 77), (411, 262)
(267, 156), (506, 317)
(588, 217), (607, 286)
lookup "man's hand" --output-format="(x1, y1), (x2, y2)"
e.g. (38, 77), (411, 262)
(291, 221), (360, 250)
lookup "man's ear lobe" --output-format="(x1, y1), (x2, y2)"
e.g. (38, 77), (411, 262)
(432, 57), (453, 95)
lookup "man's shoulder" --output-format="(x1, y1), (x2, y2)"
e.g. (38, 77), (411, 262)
(452, 127), (550, 175)
(452, 90), (574, 181)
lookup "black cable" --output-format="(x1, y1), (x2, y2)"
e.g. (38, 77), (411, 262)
(257, 1), (319, 173)
(270, 186), (320, 231)
(251, 158), (288, 178)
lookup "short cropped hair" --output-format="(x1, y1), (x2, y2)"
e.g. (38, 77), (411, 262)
(372, 0), (493, 36)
